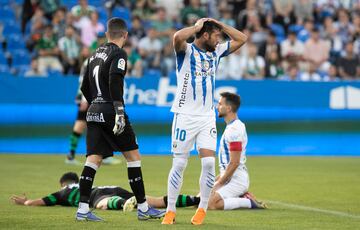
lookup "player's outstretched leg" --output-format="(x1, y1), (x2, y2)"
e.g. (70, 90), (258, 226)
(76, 156), (103, 221)
(191, 156), (215, 225)
(123, 150), (165, 220)
(102, 156), (122, 165)
(66, 130), (82, 165)
(66, 118), (86, 165)
(162, 156), (188, 225)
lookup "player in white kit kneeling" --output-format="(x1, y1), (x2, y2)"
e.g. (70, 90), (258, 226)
(162, 18), (248, 225)
(208, 92), (267, 210)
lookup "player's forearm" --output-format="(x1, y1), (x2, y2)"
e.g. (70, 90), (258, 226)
(80, 80), (91, 103)
(24, 199), (46, 206)
(219, 21), (247, 45)
(109, 74), (124, 103)
(218, 162), (239, 185)
(173, 25), (199, 44)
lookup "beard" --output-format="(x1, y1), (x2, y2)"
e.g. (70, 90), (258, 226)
(218, 112), (224, 118)
(204, 42), (216, 52)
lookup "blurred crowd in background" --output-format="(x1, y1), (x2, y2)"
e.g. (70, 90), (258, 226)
(0, 0), (359, 81)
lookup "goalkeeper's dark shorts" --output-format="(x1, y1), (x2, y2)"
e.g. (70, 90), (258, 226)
(90, 186), (134, 208)
(86, 110), (138, 159)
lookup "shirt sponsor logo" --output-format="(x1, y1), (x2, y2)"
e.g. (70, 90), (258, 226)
(179, 73), (190, 107)
(86, 112), (105, 122)
(194, 70), (214, 77)
(123, 78), (237, 107)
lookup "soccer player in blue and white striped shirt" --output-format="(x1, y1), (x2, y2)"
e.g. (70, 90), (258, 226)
(162, 18), (248, 225)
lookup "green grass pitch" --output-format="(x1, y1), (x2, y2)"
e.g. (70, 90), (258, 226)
(0, 154), (359, 229)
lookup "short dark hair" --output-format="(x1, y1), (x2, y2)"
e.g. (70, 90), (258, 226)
(195, 21), (222, 39)
(157, 6), (166, 12)
(288, 30), (297, 36)
(312, 27), (319, 33)
(107, 17), (128, 39)
(269, 30), (276, 37)
(220, 92), (241, 112)
(59, 172), (79, 184)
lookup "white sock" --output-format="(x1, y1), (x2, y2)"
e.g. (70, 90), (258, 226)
(77, 202), (89, 214)
(166, 157), (188, 212)
(198, 157), (215, 210)
(137, 201), (149, 212)
(223, 198), (251, 210)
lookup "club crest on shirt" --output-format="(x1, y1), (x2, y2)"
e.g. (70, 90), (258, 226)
(201, 60), (210, 71)
(118, 58), (125, 70)
(210, 128), (217, 138)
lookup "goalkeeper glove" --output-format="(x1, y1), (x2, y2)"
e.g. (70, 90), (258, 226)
(113, 101), (125, 135)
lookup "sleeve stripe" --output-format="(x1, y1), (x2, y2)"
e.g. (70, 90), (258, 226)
(229, 141), (242, 151)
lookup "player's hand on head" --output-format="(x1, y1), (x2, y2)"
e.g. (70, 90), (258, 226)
(207, 18), (222, 26)
(194, 18), (210, 32)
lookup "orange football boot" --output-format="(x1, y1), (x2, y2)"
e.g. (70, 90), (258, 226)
(161, 211), (176, 225)
(191, 208), (206, 225)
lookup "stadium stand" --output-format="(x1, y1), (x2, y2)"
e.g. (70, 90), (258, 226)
(0, 0), (359, 80)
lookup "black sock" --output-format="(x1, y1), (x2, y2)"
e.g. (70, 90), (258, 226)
(127, 167), (146, 204)
(163, 194), (200, 207)
(79, 166), (96, 203)
(107, 196), (126, 210)
(68, 131), (81, 160)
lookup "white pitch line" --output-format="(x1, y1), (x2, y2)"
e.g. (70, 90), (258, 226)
(267, 200), (360, 219)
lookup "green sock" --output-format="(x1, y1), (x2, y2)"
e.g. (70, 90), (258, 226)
(68, 131), (81, 159)
(107, 196), (126, 210)
(163, 194), (200, 207)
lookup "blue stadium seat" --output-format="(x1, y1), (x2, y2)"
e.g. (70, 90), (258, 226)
(6, 35), (26, 49)
(0, 64), (9, 73)
(0, 53), (7, 65)
(14, 64), (30, 75)
(270, 23), (285, 37)
(0, 7), (15, 18)
(48, 69), (63, 77)
(112, 7), (131, 21)
(288, 24), (303, 34)
(62, 0), (78, 9)
(91, 0), (104, 7)
(3, 19), (21, 35)
(11, 49), (31, 65)
(270, 23), (286, 43)
(98, 7), (108, 20)
(3, 26), (21, 35)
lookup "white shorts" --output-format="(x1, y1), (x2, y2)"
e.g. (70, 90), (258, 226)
(217, 165), (250, 199)
(171, 113), (217, 155)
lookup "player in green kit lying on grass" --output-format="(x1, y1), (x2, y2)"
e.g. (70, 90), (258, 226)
(10, 172), (199, 211)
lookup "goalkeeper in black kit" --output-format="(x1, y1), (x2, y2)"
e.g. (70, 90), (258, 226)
(76, 17), (165, 221)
